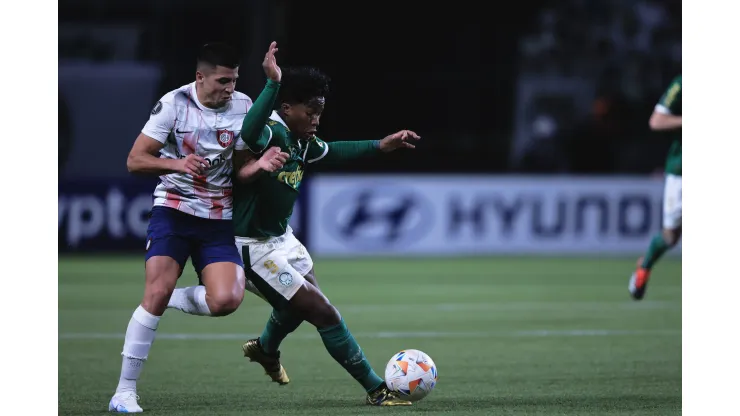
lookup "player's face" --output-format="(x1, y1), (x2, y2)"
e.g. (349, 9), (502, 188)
(283, 97), (325, 139)
(196, 65), (239, 108)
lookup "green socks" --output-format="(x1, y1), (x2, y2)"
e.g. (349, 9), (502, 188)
(641, 233), (671, 270)
(259, 311), (384, 393)
(259, 308), (303, 355)
(318, 319), (384, 392)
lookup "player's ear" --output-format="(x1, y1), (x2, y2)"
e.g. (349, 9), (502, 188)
(281, 102), (291, 114)
(195, 70), (205, 83)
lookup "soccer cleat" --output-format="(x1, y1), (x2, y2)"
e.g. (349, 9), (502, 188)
(366, 383), (413, 406)
(629, 262), (651, 300)
(108, 391), (143, 413)
(242, 338), (290, 385)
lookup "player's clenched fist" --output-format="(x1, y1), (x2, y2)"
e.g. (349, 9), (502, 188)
(257, 146), (290, 172)
(175, 154), (210, 176)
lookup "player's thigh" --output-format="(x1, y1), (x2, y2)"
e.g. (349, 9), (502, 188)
(143, 207), (195, 313)
(192, 220), (246, 302)
(145, 206), (192, 269)
(239, 239), (306, 311)
(285, 233), (317, 287)
(144, 256), (183, 301)
(662, 174), (682, 230)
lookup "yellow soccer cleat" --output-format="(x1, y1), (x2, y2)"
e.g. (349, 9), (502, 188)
(242, 338), (290, 385)
(366, 384), (413, 406)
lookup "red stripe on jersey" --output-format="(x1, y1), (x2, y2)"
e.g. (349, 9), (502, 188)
(210, 196), (224, 219)
(164, 191), (181, 210)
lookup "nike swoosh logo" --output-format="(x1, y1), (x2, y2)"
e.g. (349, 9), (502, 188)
(176, 128), (193, 134)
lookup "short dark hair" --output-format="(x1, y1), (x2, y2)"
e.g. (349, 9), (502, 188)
(197, 43), (240, 69)
(279, 66), (331, 106)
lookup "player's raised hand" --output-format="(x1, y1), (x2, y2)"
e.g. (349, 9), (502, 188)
(262, 41), (281, 82)
(176, 154), (210, 176)
(257, 146), (290, 172)
(378, 130), (421, 152)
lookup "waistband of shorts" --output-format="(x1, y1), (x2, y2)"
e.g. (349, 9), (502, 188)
(235, 226), (293, 246)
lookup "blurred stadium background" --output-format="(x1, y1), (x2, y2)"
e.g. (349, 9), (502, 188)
(59, 0), (682, 414)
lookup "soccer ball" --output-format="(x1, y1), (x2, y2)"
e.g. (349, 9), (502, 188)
(384, 349), (438, 402)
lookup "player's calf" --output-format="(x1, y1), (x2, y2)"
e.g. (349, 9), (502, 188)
(290, 284), (390, 396)
(141, 256), (182, 315)
(629, 226), (681, 300)
(110, 256), (180, 412)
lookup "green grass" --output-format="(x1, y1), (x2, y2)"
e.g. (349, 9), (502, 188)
(59, 256), (681, 415)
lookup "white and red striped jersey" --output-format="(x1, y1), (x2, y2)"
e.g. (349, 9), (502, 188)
(141, 83), (252, 220)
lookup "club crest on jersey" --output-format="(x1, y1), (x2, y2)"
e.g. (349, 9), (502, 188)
(216, 130), (234, 148)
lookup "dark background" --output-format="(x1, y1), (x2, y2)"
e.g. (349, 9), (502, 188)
(59, 0), (681, 178)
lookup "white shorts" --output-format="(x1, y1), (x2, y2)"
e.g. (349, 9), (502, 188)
(235, 227), (313, 305)
(662, 174), (682, 229)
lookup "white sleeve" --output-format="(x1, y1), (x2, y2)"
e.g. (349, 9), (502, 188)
(235, 134), (247, 151)
(141, 99), (176, 143)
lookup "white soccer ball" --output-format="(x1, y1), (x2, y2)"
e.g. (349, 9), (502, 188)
(384, 349), (438, 402)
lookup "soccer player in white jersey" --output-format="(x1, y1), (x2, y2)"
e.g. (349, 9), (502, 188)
(108, 42), (287, 413)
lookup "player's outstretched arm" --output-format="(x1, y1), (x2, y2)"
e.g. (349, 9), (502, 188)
(234, 147), (289, 183)
(127, 133), (209, 177)
(310, 130), (421, 164)
(241, 42), (282, 152)
(649, 111), (682, 131)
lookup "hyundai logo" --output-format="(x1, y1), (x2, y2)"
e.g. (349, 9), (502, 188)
(323, 185), (434, 249)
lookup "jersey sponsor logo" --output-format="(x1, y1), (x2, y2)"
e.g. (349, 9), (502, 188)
(172, 148), (226, 171)
(277, 167), (304, 189)
(322, 186), (434, 249)
(217, 130), (234, 148)
(151, 101), (163, 115)
(205, 153), (227, 169)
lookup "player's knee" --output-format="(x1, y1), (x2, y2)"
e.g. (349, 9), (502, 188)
(207, 290), (244, 316)
(662, 228), (681, 246)
(142, 282), (175, 315)
(313, 301), (341, 327)
(292, 284), (340, 327)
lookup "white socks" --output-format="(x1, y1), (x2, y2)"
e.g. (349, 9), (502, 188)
(116, 306), (160, 394)
(115, 288), (212, 395)
(167, 286), (212, 316)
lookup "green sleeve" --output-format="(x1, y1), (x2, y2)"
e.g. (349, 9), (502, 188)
(304, 137), (381, 164)
(657, 75), (681, 115)
(241, 79), (280, 153)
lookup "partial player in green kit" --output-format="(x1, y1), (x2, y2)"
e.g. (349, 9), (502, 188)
(629, 75), (682, 300)
(232, 42), (421, 406)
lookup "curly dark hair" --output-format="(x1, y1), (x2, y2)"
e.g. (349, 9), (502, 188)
(278, 66), (331, 106)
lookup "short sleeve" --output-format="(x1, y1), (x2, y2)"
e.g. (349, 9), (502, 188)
(241, 125), (273, 153)
(655, 76), (681, 115)
(141, 99), (176, 143)
(305, 136), (330, 164)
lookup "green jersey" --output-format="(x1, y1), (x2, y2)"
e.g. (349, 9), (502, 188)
(656, 75), (682, 176)
(233, 80), (381, 238)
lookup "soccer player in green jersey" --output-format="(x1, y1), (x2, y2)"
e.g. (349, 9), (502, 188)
(232, 43), (420, 406)
(629, 75), (682, 300)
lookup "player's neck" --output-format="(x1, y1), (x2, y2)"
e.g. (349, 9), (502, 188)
(194, 83), (222, 110)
